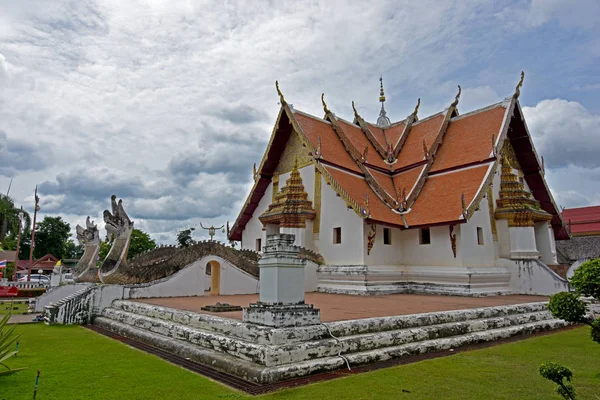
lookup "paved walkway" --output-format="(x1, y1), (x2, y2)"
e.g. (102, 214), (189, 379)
(139, 293), (548, 322)
(7, 314), (40, 324)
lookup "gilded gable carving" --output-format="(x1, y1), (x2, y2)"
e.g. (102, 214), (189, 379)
(275, 131), (313, 174)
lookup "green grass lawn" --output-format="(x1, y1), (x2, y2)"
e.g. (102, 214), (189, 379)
(0, 301), (29, 315)
(2, 324), (599, 400)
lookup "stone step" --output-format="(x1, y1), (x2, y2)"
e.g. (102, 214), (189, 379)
(112, 299), (549, 340)
(335, 310), (553, 355)
(344, 318), (568, 366)
(109, 300), (328, 345)
(101, 307), (269, 365)
(93, 316), (270, 383)
(325, 302), (549, 337)
(93, 315), (568, 384)
(253, 311), (555, 366)
(99, 305), (555, 367)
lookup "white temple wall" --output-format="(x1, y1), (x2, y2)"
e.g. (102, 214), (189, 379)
(364, 224), (403, 265)
(318, 177), (365, 265)
(398, 226), (459, 266)
(460, 198), (496, 267)
(219, 257), (259, 295)
(496, 219), (511, 258)
(535, 222), (557, 265)
(241, 183), (272, 252)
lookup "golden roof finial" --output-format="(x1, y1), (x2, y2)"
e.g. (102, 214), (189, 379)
(293, 155), (299, 171)
(451, 85), (461, 108)
(413, 98), (420, 117)
(321, 93), (330, 114)
(379, 76), (386, 103)
(514, 71), (525, 99)
(275, 80), (285, 104)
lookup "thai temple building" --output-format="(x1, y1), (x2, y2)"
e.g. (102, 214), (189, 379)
(229, 74), (570, 296)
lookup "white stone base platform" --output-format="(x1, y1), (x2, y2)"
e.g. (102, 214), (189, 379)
(94, 298), (568, 384)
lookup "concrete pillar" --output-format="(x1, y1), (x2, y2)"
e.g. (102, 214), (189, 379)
(535, 222), (557, 265)
(280, 227), (306, 248)
(243, 234), (320, 327)
(509, 226), (539, 259)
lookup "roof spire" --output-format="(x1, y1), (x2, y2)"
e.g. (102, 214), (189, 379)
(275, 80), (285, 104)
(514, 71), (525, 99)
(377, 76), (391, 126)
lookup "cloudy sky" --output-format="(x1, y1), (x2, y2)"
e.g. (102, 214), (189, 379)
(1, 0), (599, 243)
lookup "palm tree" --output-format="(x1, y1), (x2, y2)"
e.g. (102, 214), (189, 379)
(0, 194), (31, 244)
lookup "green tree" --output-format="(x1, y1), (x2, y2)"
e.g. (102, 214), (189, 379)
(32, 216), (71, 260)
(127, 229), (156, 260)
(64, 239), (83, 259)
(539, 362), (576, 400)
(97, 237), (111, 264)
(0, 194), (31, 244)
(176, 228), (195, 248)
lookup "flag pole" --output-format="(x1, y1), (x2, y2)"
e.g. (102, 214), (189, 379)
(27, 186), (40, 283)
(12, 207), (24, 281)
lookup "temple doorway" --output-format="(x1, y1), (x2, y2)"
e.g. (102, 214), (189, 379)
(209, 260), (221, 296)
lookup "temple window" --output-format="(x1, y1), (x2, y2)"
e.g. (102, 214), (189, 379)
(383, 228), (392, 245)
(419, 228), (431, 245)
(333, 227), (342, 244)
(477, 227), (484, 245)
(205, 263), (211, 275)
(255, 238), (262, 252)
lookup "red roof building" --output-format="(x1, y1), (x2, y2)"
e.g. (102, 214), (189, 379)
(562, 205), (600, 237)
(16, 254), (59, 275)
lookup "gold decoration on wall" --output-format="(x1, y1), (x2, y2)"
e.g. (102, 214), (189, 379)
(259, 157), (316, 228)
(313, 167), (321, 234)
(449, 225), (457, 258)
(272, 172), (280, 203)
(367, 224), (377, 256)
(494, 155), (552, 227)
(487, 186), (498, 241)
(361, 192), (370, 218)
(275, 131), (313, 174)
(501, 140), (521, 170)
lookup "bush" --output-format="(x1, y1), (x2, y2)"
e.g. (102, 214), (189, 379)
(16, 288), (46, 298)
(539, 362), (576, 399)
(548, 292), (588, 323)
(570, 258), (600, 298)
(591, 318), (600, 344)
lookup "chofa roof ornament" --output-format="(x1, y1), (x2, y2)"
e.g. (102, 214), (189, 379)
(514, 71), (525, 99)
(275, 80), (285, 105)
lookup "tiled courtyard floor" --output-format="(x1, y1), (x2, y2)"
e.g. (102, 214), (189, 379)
(138, 292), (548, 322)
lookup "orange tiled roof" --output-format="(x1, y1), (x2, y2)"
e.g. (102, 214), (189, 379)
(230, 85), (568, 240)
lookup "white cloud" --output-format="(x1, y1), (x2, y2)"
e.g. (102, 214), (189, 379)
(1, 0), (599, 242)
(523, 99), (600, 169)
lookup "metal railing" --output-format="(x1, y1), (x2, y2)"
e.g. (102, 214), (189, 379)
(0, 280), (50, 289)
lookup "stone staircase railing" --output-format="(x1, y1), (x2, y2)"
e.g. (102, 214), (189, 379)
(44, 285), (96, 325)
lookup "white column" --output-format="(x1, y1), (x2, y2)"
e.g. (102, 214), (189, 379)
(509, 226), (539, 259)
